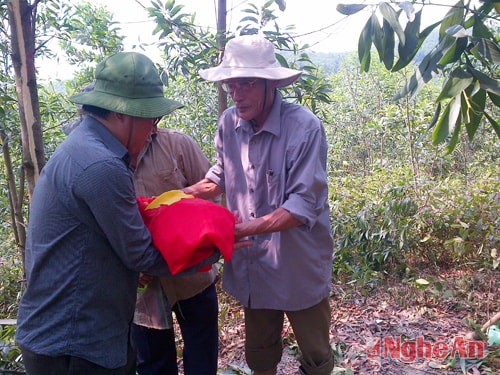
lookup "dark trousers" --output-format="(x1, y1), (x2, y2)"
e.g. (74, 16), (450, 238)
(21, 343), (136, 375)
(132, 282), (219, 375)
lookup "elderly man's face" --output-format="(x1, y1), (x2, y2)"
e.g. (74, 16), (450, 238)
(221, 78), (275, 124)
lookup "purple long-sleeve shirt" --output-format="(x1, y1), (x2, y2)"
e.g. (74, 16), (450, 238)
(206, 92), (334, 311)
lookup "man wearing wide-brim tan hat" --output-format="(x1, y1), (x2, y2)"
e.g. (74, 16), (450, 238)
(15, 51), (223, 375)
(185, 35), (335, 375)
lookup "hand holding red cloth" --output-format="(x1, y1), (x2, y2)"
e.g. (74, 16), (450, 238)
(137, 191), (234, 275)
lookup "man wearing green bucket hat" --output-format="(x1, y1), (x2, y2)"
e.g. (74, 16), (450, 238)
(15, 52), (222, 375)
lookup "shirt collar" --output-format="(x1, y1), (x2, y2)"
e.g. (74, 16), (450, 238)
(83, 115), (131, 165)
(236, 91), (282, 137)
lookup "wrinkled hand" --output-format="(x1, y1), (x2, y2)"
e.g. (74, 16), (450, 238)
(233, 210), (242, 224)
(234, 237), (252, 249)
(233, 211), (252, 248)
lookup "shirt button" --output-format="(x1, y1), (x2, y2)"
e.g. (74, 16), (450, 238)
(249, 188), (254, 193)
(250, 212), (255, 217)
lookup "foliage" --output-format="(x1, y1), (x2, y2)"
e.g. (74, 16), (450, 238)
(37, 83), (76, 157)
(146, 0), (219, 82)
(338, 1), (500, 152)
(162, 74), (219, 161)
(414, 170), (500, 268)
(0, 247), (23, 320)
(330, 162), (499, 282)
(331, 169), (420, 279)
(325, 56), (499, 282)
(0, 1), (499, 372)
(146, 0), (332, 115)
(0, 324), (23, 373)
(37, 1), (124, 65)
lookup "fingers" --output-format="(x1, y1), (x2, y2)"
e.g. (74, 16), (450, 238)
(233, 210), (242, 224)
(234, 239), (252, 249)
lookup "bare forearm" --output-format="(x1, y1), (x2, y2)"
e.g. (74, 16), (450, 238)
(235, 207), (302, 239)
(184, 178), (223, 200)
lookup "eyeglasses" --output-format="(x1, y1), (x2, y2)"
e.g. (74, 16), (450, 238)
(221, 79), (259, 94)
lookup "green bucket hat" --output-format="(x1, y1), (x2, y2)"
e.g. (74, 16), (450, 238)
(70, 52), (183, 118)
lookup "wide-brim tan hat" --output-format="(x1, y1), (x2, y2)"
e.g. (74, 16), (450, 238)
(70, 52), (183, 118)
(199, 35), (302, 88)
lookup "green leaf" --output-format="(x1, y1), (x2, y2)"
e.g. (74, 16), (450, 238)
(336, 4), (366, 15)
(274, 0), (286, 12)
(439, 0), (465, 40)
(429, 102), (442, 130)
(463, 89), (486, 140)
(436, 68), (473, 102)
(484, 112), (500, 139)
(432, 95), (461, 145)
(432, 102), (451, 144)
(392, 13), (440, 72)
(472, 15), (494, 39)
(394, 48), (442, 99)
(438, 37), (468, 65)
(275, 53), (287, 66)
(415, 278), (430, 289)
(382, 19), (395, 69)
(371, 14), (385, 64)
(487, 92), (500, 107)
(469, 67), (500, 96)
(397, 1), (415, 22)
(396, 9), (421, 64)
(379, 2), (405, 45)
(471, 37), (500, 65)
(358, 17), (373, 72)
(445, 120), (461, 154)
(461, 90), (472, 125)
(240, 16), (259, 23)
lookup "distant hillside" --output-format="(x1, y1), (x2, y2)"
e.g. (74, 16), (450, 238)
(308, 51), (351, 74)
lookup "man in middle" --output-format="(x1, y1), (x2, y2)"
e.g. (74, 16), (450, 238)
(132, 124), (219, 375)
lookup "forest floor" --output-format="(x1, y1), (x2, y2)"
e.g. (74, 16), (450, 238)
(209, 266), (500, 375)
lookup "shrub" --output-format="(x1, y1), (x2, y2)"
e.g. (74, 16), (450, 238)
(330, 164), (500, 282)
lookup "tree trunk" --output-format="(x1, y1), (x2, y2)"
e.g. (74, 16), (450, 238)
(8, 0), (46, 282)
(217, 0), (227, 117)
(0, 130), (26, 270)
(8, 0), (45, 200)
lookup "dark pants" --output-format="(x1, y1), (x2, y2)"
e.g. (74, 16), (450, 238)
(133, 282), (219, 375)
(21, 343), (136, 375)
(245, 297), (334, 375)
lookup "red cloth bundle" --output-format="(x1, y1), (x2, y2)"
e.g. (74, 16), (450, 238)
(137, 191), (234, 275)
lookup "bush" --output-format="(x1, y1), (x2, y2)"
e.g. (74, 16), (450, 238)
(0, 246), (23, 319)
(414, 171), (500, 268)
(331, 164), (500, 282)
(331, 167), (419, 280)
(0, 324), (23, 373)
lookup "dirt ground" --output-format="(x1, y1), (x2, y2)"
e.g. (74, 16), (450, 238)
(212, 268), (500, 375)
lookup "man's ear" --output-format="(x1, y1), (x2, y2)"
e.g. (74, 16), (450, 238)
(270, 80), (280, 89)
(113, 112), (128, 124)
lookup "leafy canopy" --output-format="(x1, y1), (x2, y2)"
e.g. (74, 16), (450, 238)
(338, 1), (500, 153)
